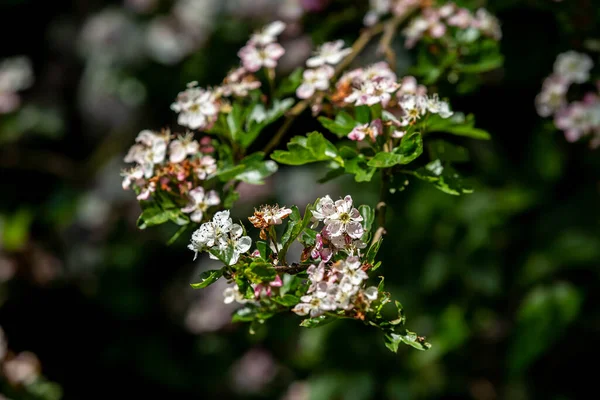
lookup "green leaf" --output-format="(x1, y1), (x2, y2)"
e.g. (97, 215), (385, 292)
(279, 205), (312, 263)
(1, 208), (33, 251)
(272, 294), (300, 307)
(425, 113), (491, 140)
(355, 105), (371, 124)
(235, 160), (278, 184)
(190, 269), (223, 289)
(367, 133), (423, 168)
(300, 315), (335, 328)
(276, 67), (304, 96)
(384, 330), (431, 352)
(137, 206), (189, 229)
(271, 131), (343, 166)
(359, 205), (374, 235)
(427, 140), (470, 163)
(318, 111), (357, 137)
(223, 190), (240, 209)
(257, 241), (269, 259)
(242, 98), (295, 148)
(345, 155), (377, 182)
(408, 160), (473, 195)
(226, 102), (245, 141)
(208, 245), (235, 266)
(246, 261), (277, 282)
(167, 224), (189, 246)
(508, 282), (582, 377)
(365, 239), (382, 264)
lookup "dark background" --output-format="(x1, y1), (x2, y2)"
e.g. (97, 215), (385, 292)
(0, 0), (599, 399)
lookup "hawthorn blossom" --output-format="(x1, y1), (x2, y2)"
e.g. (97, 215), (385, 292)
(398, 75), (427, 96)
(554, 99), (596, 142)
(322, 195), (364, 239)
(554, 51), (593, 84)
(311, 195), (335, 224)
(181, 187), (220, 223)
(137, 181), (156, 200)
(253, 275), (283, 298)
(348, 119), (383, 142)
(223, 284), (248, 304)
(296, 65), (334, 99)
(249, 21), (286, 46)
(310, 234), (332, 261)
(169, 133), (199, 163)
(195, 155), (217, 180)
(345, 79), (399, 106)
(472, 8), (502, 40)
(333, 256), (367, 286)
(535, 75), (569, 117)
(238, 43), (285, 72)
(399, 94), (428, 125)
(426, 94), (453, 118)
(306, 40), (352, 67)
(249, 205), (293, 229)
(292, 291), (335, 317)
(171, 85), (219, 130)
(446, 7), (472, 29)
(124, 129), (168, 178)
(121, 165), (144, 190)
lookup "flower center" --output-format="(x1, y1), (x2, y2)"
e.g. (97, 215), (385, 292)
(339, 212), (351, 223)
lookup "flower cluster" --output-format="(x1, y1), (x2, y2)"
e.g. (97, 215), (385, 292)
(536, 51), (600, 147)
(292, 256), (378, 318)
(309, 195), (366, 257)
(188, 210), (252, 264)
(0, 56), (34, 114)
(249, 204), (293, 238)
(238, 21), (286, 72)
(122, 128), (218, 206)
(296, 40), (351, 99)
(403, 4), (501, 48)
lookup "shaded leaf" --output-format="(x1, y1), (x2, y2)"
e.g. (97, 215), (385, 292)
(190, 269), (223, 289)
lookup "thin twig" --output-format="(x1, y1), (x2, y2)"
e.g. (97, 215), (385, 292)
(273, 263), (308, 275)
(262, 22), (387, 155)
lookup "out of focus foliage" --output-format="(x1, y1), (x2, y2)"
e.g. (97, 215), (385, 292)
(0, 0), (599, 399)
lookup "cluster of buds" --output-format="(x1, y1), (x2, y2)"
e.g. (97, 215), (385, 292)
(0, 56), (34, 114)
(296, 40), (352, 99)
(292, 256), (378, 318)
(536, 51), (600, 147)
(122, 128), (218, 208)
(403, 3), (501, 48)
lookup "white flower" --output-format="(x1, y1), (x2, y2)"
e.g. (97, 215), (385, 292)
(348, 119), (383, 142)
(228, 223), (252, 265)
(306, 40), (352, 67)
(260, 205), (293, 225)
(121, 165), (144, 190)
(535, 74), (569, 117)
(171, 86), (219, 130)
(169, 133), (199, 163)
(195, 155), (217, 180)
(296, 65), (334, 99)
(137, 181), (156, 200)
(554, 51), (593, 84)
(345, 79), (399, 107)
(311, 195), (336, 223)
(426, 94), (453, 118)
(188, 210), (232, 259)
(323, 195), (364, 239)
(363, 286), (378, 301)
(0, 56), (34, 94)
(181, 187), (220, 223)
(124, 130), (168, 178)
(399, 94), (428, 125)
(224, 285), (247, 304)
(249, 21), (286, 46)
(338, 256), (368, 285)
(292, 292), (335, 317)
(238, 43), (285, 72)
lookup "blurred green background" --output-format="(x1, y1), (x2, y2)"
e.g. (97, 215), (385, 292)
(0, 0), (599, 399)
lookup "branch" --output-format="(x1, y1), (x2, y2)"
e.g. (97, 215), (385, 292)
(262, 22), (387, 155)
(273, 263), (308, 275)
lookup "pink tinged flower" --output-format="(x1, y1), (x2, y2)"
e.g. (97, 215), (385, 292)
(249, 21), (286, 46)
(121, 166), (144, 190)
(361, 61), (397, 83)
(345, 79), (399, 106)
(306, 40), (352, 67)
(296, 65), (334, 98)
(181, 187), (220, 223)
(169, 134), (199, 163)
(263, 206), (293, 225)
(403, 17), (429, 48)
(324, 195), (364, 239)
(195, 155), (217, 180)
(554, 51), (593, 84)
(311, 195), (336, 224)
(535, 74), (569, 117)
(238, 43), (285, 72)
(447, 8), (472, 28)
(439, 3), (456, 18)
(348, 119), (383, 142)
(472, 8), (502, 40)
(430, 22), (447, 38)
(310, 234), (333, 261)
(171, 87), (219, 130)
(137, 181), (156, 200)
